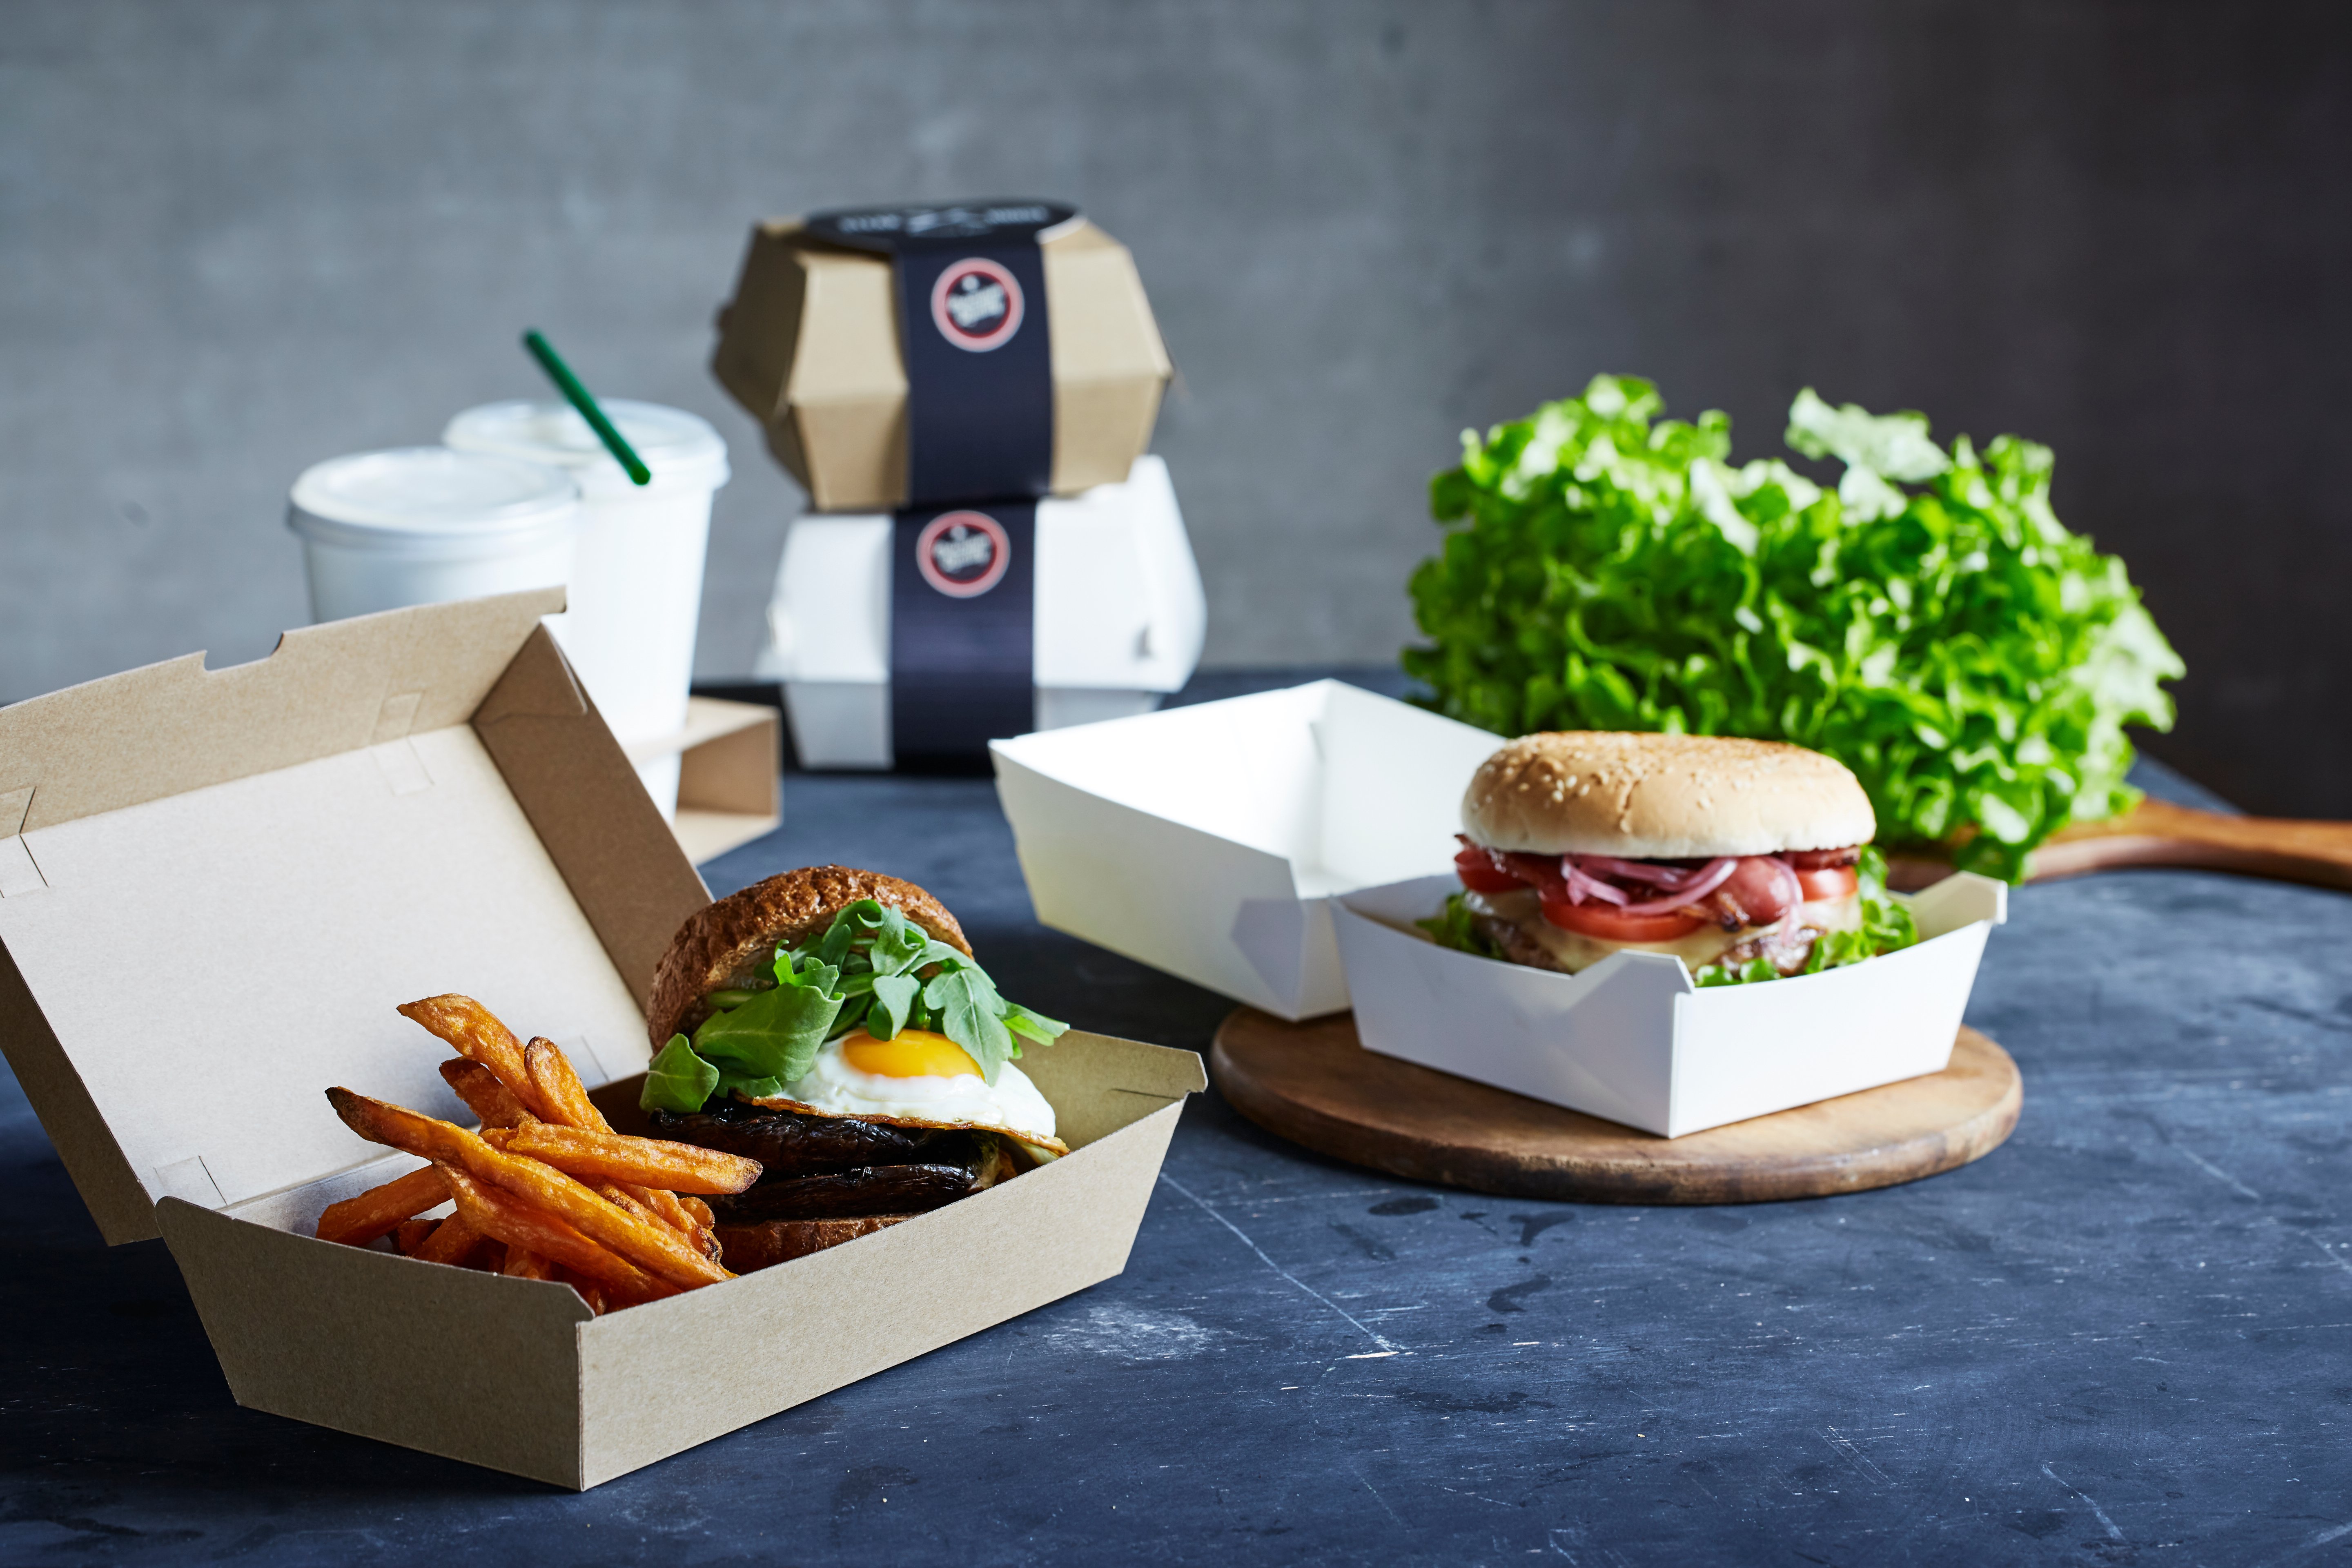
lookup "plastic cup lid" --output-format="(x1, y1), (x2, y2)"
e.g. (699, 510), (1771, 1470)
(443, 399), (731, 500)
(286, 448), (581, 547)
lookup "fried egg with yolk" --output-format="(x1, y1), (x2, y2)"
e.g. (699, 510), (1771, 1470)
(775, 1028), (1060, 1147)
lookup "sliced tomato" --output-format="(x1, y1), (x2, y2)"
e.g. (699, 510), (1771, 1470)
(1795, 865), (1859, 901)
(1538, 892), (1711, 943)
(1454, 847), (1524, 895)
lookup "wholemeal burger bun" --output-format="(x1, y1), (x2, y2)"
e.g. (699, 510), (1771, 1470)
(647, 865), (971, 1047)
(1462, 731), (1875, 860)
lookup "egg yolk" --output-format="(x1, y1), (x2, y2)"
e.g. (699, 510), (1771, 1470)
(840, 1028), (982, 1080)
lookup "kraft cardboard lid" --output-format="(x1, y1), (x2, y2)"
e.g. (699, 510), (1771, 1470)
(444, 401), (732, 500)
(712, 217), (1171, 511)
(288, 448), (582, 549)
(0, 591), (710, 1244)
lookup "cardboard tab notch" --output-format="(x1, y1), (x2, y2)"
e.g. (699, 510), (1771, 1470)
(156, 1154), (227, 1208)
(372, 691), (424, 744)
(0, 787), (45, 898)
(368, 691), (435, 795)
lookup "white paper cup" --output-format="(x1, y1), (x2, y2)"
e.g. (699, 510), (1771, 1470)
(443, 401), (730, 818)
(287, 448), (583, 622)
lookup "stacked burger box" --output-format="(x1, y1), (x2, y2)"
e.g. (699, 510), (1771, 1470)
(713, 201), (1204, 769)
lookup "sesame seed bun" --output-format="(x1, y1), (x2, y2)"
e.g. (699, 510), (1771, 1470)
(1461, 732), (1875, 859)
(647, 866), (971, 1048)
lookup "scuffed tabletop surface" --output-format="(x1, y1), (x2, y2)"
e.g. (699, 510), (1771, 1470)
(3, 671), (2347, 1566)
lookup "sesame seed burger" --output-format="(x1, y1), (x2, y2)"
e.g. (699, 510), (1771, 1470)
(1422, 732), (1918, 985)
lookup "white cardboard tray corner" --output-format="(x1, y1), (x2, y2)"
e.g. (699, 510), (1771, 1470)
(0, 590), (1204, 1488)
(991, 681), (1504, 1020)
(1331, 872), (2008, 1138)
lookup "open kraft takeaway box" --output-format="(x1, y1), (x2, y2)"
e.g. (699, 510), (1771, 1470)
(0, 588), (1203, 1489)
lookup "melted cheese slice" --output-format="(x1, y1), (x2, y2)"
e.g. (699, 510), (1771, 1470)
(1465, 886), (1861, 975)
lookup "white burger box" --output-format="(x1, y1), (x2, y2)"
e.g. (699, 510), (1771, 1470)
(758, 455), (1207, 769)
(0, 589), (1204, 1489)
(1331, 872), (2007, 1138)
(991, 682), (1506, 1020)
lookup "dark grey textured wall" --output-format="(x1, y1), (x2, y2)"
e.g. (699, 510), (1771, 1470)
(4, 2), (2345, 812)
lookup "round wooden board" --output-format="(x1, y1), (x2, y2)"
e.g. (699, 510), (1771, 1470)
(1210, 1011), (2021, 1205)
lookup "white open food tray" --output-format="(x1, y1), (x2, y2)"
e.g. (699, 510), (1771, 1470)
(758, 454), (1206, 768)
(0, 590), (1202, 1488)
(1331, 872), (2008, 1138)
(991, 681), (1504, 1020)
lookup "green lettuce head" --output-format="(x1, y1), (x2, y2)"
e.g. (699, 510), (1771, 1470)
(1407, 376), (2183, 881)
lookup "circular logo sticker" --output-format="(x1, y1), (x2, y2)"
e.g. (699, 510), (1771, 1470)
(929, 258), (1024, 352)
(915, 511), (1012, 598)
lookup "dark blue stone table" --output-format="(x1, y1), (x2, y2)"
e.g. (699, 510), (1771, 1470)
(4, 672), (2348, 1566)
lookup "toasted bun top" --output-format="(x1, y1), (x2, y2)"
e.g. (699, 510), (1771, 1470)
(647, 865), (971, 1048)
(1461, 731), (1875, 859)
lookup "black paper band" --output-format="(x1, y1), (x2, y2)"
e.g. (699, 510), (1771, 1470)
(805, 202), (1074, 506)
(889, 501), (1036, 764)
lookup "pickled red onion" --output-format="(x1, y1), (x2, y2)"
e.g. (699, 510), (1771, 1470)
(1569, 855), (1695, 889)
(1561, 862), (1630, 906)
(1613, 856), (1737, 915)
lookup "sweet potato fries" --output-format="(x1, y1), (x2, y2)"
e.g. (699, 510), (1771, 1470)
(314, 993), (761, 1312)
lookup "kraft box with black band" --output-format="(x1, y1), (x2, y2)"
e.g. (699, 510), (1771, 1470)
(711, 201), (1172, 514)
(722, 201), (1196, 768)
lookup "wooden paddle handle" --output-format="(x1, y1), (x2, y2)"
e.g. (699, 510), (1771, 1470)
(2028, 798), (2352, 891)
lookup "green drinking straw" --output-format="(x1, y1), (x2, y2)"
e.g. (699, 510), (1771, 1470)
(521, 329), (651, 486)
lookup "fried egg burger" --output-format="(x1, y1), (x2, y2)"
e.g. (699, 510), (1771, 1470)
(639, 866), (1070, 1270)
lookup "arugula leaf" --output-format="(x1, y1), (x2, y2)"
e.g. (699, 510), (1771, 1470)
(833, 994), (872, 1037)
(924, 965), (1015, 1082)
(640, 1034), (720, 1114)
(811, 900), (884, 967)
(865, 907), (933, 977)
(773, 948), (840, 995)
(694, 975), (844, 1085)
(868, 973), (920, 1039)
(1406, 376), (2184, 880)
(714, 1066), (785, 1100)
(740, 899), (1071, 1076)
(1001, 1003), (1069, 1050)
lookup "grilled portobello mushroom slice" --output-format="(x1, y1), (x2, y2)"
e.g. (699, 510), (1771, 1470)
(650, 1101), (984, 1178)
(709, 1162), (987, 1223)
